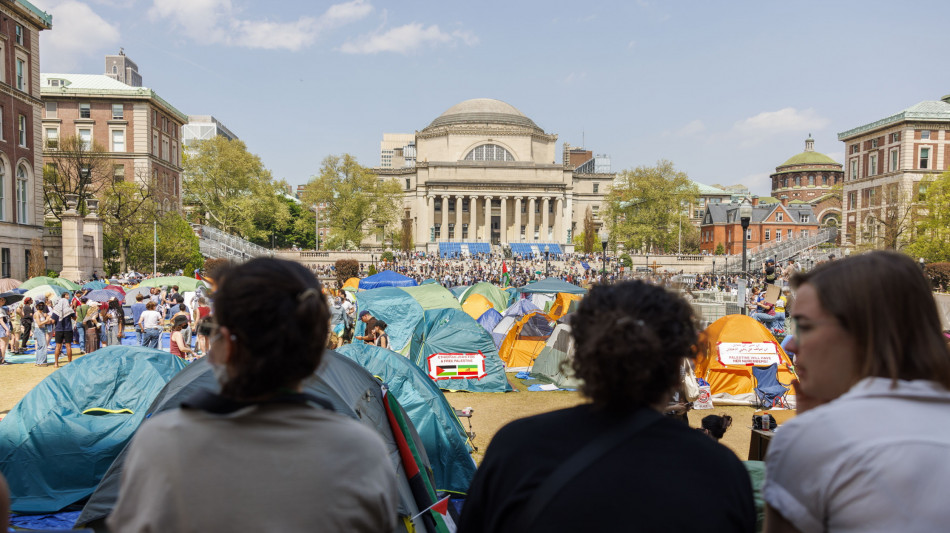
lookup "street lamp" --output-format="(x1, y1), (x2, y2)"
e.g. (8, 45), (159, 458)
(599, 227), (609, 283)
(739, 198), (753, 315)
(920, 257), (926, 271)
(713, 258), (716, 277)
(43, 249), (49, 274)
(544, 245), (550, 278)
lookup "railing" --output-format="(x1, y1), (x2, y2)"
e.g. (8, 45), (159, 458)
(710, 227), (836, 274)
(195, 224), (274, 262)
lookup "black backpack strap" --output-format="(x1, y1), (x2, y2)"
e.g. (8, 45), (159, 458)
(518, 408), (663, 531)
(181, 390), (334, 414)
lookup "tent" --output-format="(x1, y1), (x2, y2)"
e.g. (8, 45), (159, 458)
(459, 282), (509, 312)
(81, 281), (107, 291)
(336, 344), (476, 494)
(0, 346), (187, 513)
(353, 287), (425, 354)
(20, 276), (80, 292)
(490, 299), (542, 347)
(76, 353), (443, 533)
(461, 293), (494, 320)
(24, 284), (72, 302)
(342, 277), (360, 292)
(548, 292), (582, 320)
(694, 315), (797, 407)
(448, 285), (470, 299)
(497, 311), (555, 370)
(400, 284), (462, 311)
(520, 278), (587, 295)
(358, 270), (418, 290)
(137, 276), (207, 292)
(533, 322), (581, 389)
(409, 308), (513, 393)
(0, 278), (21, 292)
(476, 308), (503, 335)
(123, 287), (152, 305)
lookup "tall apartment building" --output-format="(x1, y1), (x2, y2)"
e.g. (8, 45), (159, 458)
(0, 0), (51, 280)
(182, 115), (238, 145)
(837, 95), (950, 248)
(379, 133), (415, 168)
(41, 54), (188, 211)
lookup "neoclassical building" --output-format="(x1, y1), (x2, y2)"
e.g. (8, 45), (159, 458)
(375, 98), (611, 255)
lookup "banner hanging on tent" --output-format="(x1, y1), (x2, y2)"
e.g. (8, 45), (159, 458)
(427, 352), (486, 380)
(716, 342), (781, 366)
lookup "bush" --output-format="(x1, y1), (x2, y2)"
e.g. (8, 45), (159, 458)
(335, 259), (359, 288)
(924, 262), (950, 292)
(368, 264), (378, 276)
(619, 254), (632, 268)
(715, 243), (725, 256)
(381, 251), (394, 262)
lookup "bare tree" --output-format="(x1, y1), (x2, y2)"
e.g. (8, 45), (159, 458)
(29, 238), (46, 278)
(43, 135), (112, 220)
(400, 215), (414, 252)
(583, 206), (596, 254)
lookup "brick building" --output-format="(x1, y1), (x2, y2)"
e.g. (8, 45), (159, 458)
(699, 197), (819, 255)
(41, 53), (188, 212)
(769, 135), (843, 227)
(837, 95), (950, 248)
(0, 0), (51, 280)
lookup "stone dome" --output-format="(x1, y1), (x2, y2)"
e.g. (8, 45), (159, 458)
(775, 135), (841, 172)
(425, 98), (541, 130)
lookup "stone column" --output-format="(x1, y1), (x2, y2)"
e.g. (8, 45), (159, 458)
(84, 198), (103, 276)
(455, 196), (463, 242)
(60, 194), (85, 282)
(440, 195), (449, 242)
(528, 198), (537, 241)
(427, 196), (435, 243)
(484, 196), (493, 243)
(514, 197), (522, 242)
(541, 197), (551, 242)
(555, 197), (564, 243)
(500, 196), (509, 245)
(470, 194), (479, 241)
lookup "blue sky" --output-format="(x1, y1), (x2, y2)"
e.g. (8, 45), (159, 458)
(35, 0), (950, 196)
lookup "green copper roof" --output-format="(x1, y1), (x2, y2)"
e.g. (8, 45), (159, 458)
(838, 99), (950, 140)
(692, 181), (730, 196)
(15, 0), (52, 28)
(778, 151), (839, 168)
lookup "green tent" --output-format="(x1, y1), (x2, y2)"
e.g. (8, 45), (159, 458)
(520, 277), (587, 295)
(400, 284), (462, 311)
(20, 276), (80, 292)
(409, 308), (513, 393)
(137, 276), (208, 292)
(0, 346), (187, 513)
(533, 322), (581, 388)
(459, 282), (510, 311)
(337, 343), (476, 494)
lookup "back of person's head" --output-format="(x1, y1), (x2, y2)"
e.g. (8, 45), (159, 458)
(145, 301), (156, 310)
(376, 320), (387, 331)
(213, 258), (329, 400)
(792, 250), (950, 388)
(109, 299), (120, 310)
(701, 414), (733, 440)
(136, 294), (144, 302)
(61, 291), (69, 298)
(570, 280), (697, 411)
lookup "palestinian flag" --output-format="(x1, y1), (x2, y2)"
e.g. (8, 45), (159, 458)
(436, 365), (479, 377)
(502, 261), (510, 287)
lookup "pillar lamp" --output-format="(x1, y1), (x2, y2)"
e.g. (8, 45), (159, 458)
(739, 198), (753, 315)
(544, 245), (550, 278)
(599, 227), (609, 283)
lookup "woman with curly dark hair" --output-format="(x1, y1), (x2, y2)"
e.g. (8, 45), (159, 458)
(109, 258), (399, 532)
(458, 280), (755, 533)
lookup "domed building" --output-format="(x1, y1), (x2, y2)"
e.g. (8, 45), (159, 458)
(770, 135), (843, 227)
(376, 98), (610, 255)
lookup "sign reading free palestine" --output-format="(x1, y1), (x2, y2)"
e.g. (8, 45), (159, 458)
(716, 342), (782, 366)
(427, 352), (487, 381)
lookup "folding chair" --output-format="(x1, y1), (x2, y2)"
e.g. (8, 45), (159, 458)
(751, 364), (790, 408)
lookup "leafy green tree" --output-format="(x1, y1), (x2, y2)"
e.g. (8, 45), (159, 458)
(299, 154), (402, 248)
(100, 176), (155, 273)
(183, 136), (290, 240)
(906, 170), (950, 262)
(582, 206), (596, 254)
(715, 242), (725, 255)
(126, 212), (202, 275)
(603, 160), (698, 254)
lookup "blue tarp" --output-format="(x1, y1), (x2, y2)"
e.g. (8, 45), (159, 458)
(358, 270), (418, 290)
(336, 344), (476, 494)
(476, 308), (503, 334)
(409, 308), (513, 393)
(0, 346), (187, 513)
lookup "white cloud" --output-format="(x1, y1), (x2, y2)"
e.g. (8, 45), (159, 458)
(733, 108), (829, 148)
(678, 119), (706, 136)
(148, 0), (372, 51)
(39, 1), (120, 71)
(339, 23), (478, 54)
(826, 151), (844, 164)
(742, 172), (773, 196)
(563, 71), (587, 84)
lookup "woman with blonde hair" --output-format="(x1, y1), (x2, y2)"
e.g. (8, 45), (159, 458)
(765, 251), (950, 532)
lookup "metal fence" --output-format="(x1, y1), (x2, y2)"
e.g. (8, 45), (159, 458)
(195, 225), (274, 262)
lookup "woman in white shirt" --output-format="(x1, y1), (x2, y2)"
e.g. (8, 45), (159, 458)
(764, 251), (950, 533)
(138, 301), (163, 349)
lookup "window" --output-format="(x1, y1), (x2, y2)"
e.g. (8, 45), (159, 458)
(113, 164), (125, 183)
(800, 214), (809, 223)
(45, 101), (57, 119)
(405, 178), (410, 190)
(787, 229), (793, 239)
(16, 165), (27, 224)
(822, 175), (828, 185)
(918, 181), (929, 201)
(448, 200), (455, 213)
(889, 149), (899, 172)
(765, 229), (771, 241)
(463, 144), (515, 162)
(850, 160), (858, 180)
(44, 128), (58, 148)
(593, 183), (599, 194)
(448, 223), (455, 239)
(15, 59), (24, 91)
(520, 225), (526, 238)
(801, 229), (809, 238)
(462, 223), (468, 238)
(870, 138), (878, 148)
(890, 132), (901, 143)
(111, 129), (125, 152)
(592, 205), (599, 217)
(112, 65), (117, 74)
(920, 130), (931, 140)
(112, 104), (123, 119)
(152, 131), (159, 156)
(775, 229), (782, 242)
(462, 199), (469, 213)
(746, 229), (752, 240)
(14, 24), (22, 45)
(920, 147), (930, 169)
(868, 154), (877, 176)
(78, 128), (91, 150)
(0, 248), (8, 279)
(850, 144), (859, 154)
(849, 191), (857, 209)
(435, 199), (441, 212)
(808, 175), (815, 186)
(0, 163), (4, 221)
(17, 115), (26, 147)
(152, 110), (158, 124)
(777, 212), (783, 222)
(79, 103), (91, 119)
(433, 225), (440, 240)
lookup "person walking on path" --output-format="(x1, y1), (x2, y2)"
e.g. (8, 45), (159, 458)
(138, 301), (163, 349)
(32, 301), (53, 366)
(130, 294), (147, 346)
(51, 293), (75, 368)
(15, 297), (33, 354)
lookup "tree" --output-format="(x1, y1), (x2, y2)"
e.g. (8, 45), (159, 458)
(906, 171), (950, 262)
(398, 215), (414, 252)
(603, 160), (698, 254)
(335, 259), (359, 288)
(715, 243), (725, 255)
(100, 176), (155, 273)
(582, 206), (596, 254)
(29, 238), (46, 278)
(299, 154), (402, 248)
(43, 135), (112, 219)
(126, 212), (202, 275)
(182, 136), (290, 240)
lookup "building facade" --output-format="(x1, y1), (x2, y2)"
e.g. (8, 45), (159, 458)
(0, 0), (51, 280)
(379, 133), (415, 168)
(769, 135), (843, 227)
(837, 95), (950, 248)
(41, 59), (188, 211)
(373, 99), (611, 253)
(699, 197), (820, 255)
(182, 114), (238, 145)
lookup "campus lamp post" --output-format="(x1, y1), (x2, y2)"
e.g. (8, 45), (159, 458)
(599, 228), (609, 283)
(544, 245), (550, 278)
(739, 198), (753, 315)
(920, 257), (926, 271)
(43, 249), (49, 274)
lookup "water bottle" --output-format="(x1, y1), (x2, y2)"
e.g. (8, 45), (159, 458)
(761, 412), (771, 431)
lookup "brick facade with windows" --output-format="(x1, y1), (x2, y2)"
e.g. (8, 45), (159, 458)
(699, 197), (820, 255)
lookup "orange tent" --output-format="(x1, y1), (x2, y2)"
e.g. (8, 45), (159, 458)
(548, 293), (582, 320)
(462, 293), (494, 320)
(694, 314), (797, 407)
(342, 277), (360, 292)
(498, 311), (554, 370)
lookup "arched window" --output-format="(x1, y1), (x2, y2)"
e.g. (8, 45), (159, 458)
(16, 164), (28, 224)
(0, 162), (4, 221)
(463, 144), (515, 162)
(112, 65), (118, 74)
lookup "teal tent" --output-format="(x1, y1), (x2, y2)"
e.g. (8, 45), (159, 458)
(337, 344), (476, 494)
(520, 278), (587, 295)
(409, 308), (513, 393)
(448, 285), (469, 298)
(354, 287), (425, 354)
(0, 346), (187, 513)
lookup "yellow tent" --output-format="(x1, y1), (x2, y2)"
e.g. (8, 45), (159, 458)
(498, 311), (554, 370)
(694, 314), (797, 407)
(462, 293), (494, 320)
(548, 293), (582, 320)
(342, 277), (360, 292)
